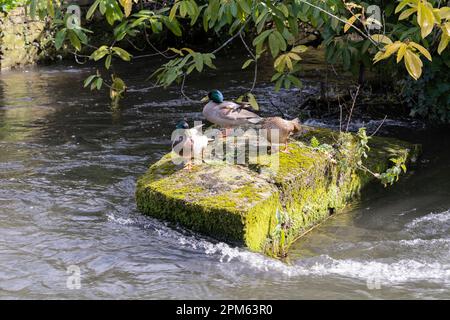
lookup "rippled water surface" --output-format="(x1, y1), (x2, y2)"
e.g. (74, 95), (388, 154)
(0, 57), (449, 299)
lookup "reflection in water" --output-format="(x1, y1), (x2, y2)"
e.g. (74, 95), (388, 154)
(0, 59), (449, 299)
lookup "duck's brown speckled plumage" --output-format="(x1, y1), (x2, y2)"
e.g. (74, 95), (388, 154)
(261, 117), (301, 144)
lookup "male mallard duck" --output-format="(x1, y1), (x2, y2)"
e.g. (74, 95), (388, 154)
(202, 90), (262, 133)
(261, 117), (301, 153)
(172, 120), (208, 170)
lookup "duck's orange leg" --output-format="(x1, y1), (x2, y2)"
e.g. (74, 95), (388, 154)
(281, 141), (290, 153)
(183, 160), (193, 171)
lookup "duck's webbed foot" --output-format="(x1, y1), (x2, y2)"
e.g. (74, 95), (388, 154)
(281, 142), (291, 154)
(183, 161), (193, 171)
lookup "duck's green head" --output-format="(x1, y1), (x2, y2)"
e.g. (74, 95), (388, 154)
(208, 90), (224, 103)
(176, 120), (189, 130)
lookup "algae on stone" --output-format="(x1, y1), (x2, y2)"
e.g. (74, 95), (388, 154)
(136, 126), (420, 256)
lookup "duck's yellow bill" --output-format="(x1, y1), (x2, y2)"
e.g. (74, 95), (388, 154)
(200, 95), (209, 102)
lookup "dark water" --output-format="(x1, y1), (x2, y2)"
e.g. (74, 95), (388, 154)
(0, 56), (449, 299)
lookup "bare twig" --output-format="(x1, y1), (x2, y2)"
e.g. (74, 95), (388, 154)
(338, 95), (343, 132)
(345, 85), (360, 132)
(180, 73), (202, 103)
(211, 23), (248, 55)
(239, 32), (258, 93)
(270, 100), (289, 118)
(143, 27), (177, 59)
(370, 115), (387, 137)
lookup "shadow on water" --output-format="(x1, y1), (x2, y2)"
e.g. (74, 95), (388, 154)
(0, 55), (449, 299)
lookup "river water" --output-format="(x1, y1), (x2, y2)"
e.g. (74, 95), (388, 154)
(0, 56), (449, 299)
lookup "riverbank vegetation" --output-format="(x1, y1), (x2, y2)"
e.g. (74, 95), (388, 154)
(1, 1), (448, 121)
(0, 0), (25, 13)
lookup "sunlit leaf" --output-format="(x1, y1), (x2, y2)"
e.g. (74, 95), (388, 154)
(371, 34), (393, 45)
(438, 32), (449, 54)
(241, 59), (254, 69)
(398, 7), (417, 20)
(119, 0), (133, 17)
(404, 49), (423, 80)
(397, 44), (407, 63)
(408, 42), (432, 61)
(344, 14), (360, 33)
(417, 2), (435, 38)
(55, 28), (67, 50)
(247, 93), (259, 111)
(112, 47), (132, 61)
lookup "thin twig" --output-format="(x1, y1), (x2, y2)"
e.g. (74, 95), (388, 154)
(126, 38), (146, 51)
(239, 32), (258, 93)
(270, 100), (289, 118)
(345, 85), (360, 132)
(338, 95), (343, 132)
(370, 115), (387, 137)
(134, 51), (171, 59)
(143, 27), (177, 59)
(180, 73), (202, 103)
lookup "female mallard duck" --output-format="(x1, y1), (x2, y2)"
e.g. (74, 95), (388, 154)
(172, 120), (208, 170)
(202, 90), (262, 132)
(261, 117), (301, 153)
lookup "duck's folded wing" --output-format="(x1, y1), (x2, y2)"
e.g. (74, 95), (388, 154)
(219, 102), (261, 121)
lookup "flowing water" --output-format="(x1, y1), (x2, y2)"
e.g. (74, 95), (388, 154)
(0, 56), (449, 299)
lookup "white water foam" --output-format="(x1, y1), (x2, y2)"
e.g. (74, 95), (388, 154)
(106, 213), (135, 225)
(407, 210), (450, 228)
(175, 235), (450, 284)
(107, 209), (450, 285)
(406, 210), (450, 236)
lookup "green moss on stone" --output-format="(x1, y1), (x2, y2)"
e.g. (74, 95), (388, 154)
(136, 126), (421, 256)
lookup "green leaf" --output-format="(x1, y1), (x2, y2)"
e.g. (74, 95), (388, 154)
(192, 52), (203, 72)
(84, 75), (96, 88)
(398, 7), (417, 20)
(274, 77), (283, 92)
(55, 28), (67, 50)
(291, 45), (308, 54)
(241, 59), (254, 69)
(273, 31), (287, 52)
(202, 53), (216, 69)
(395, 0), (410, 14)
(252, 29), (273, 46)
(371, 34), (393, 45)
(90, 46), (109, 61)
(247, 93), (259, 111)
(112, 47), (132, 61)
(238, 0), (251, 15)
(271, 73), (282, 82)
(163, 17), (182, 36)
(169, 2), (180, 21)
(105, 54), (112, 69)
(268, 33), (280, 57)
(287, 75), (302, 88)
(68, 31), (81, 51)
(87, 0), (100, 19)
(95, 77), (103, 90)
(73, 29), (88, 45)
